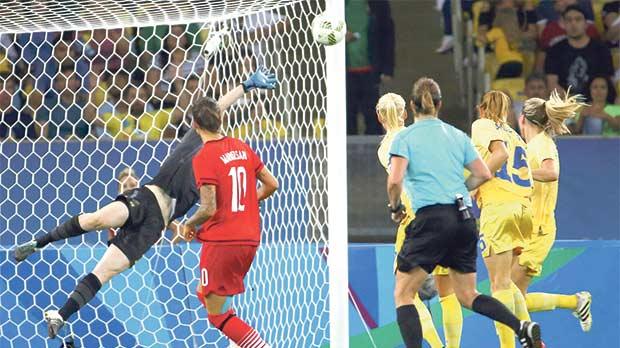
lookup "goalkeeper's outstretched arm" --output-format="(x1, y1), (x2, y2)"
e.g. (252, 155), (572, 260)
(216, 67), (278, 112)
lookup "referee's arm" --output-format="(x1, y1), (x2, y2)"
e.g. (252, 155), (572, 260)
(387, 155), (407, 208)
(464, 157), (493, 191)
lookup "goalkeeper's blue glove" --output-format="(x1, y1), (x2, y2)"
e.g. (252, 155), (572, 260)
(242, 67), (278, 92)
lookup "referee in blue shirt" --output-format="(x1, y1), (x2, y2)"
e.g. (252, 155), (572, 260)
(387, 78), (542, 348)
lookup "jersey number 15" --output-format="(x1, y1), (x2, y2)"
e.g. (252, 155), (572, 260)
(496, 146), (531, 188)
(228, 166), (247, 212)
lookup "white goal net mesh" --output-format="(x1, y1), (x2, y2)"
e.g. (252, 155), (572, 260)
(0, 1), (332, 347)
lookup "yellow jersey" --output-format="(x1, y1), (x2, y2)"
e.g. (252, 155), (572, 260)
(102, 109), (171, 140)
(472, 118), (532, 207)
(486, 28), (523, 65)
(526, 132), (559, 234)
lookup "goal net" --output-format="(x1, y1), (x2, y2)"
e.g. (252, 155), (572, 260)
(0, 1), (347, 347)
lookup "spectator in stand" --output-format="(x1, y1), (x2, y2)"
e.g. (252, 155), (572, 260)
(575, 76), (620, 135)
(436, 0), (475, 53)
(98, 84), (133, 139)
(536, 1), (600, 71)
(16, 31), (59, 92)
(345, 0), (395, 135)
(128, 84), (155, 118)
(478, 1), (539, 76)
(0, 75), (37, 141)
(602, 1), (620, 46)
(84, 28), (135, 75)
(144, 66), (169, 109)
(165, 74), (200, 139)
(97, 72), (130, 118)
(99, 84), (163, 140)
(510, 73), (549, 131)
(513, 73), (549, 114)
(479, 7), (526, 79)
(235, 10), (289, 67)
(544, 5), (614, 96)
(478, 0), (539, 45)
(38, 63), (90, 140)
(536, 0), (595, 28)
(137, 24), (203, 68)
(0, 33), (19, 64)
(40, 36), (90, 93)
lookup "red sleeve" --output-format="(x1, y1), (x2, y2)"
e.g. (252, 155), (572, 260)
(586, 23), (600, 39)
(539, 23), (554, 49)
(193, 149), (219, 187)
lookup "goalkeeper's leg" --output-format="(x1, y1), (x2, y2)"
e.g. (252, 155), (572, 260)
(45, 244), (131, 338)
(14, 201), (129, 262)
(202, 292), (270, 348)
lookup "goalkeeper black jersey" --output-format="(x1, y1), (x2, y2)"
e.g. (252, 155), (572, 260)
(147, 129), (203, 221)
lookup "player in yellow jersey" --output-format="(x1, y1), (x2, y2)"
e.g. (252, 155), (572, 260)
(513, 89), (592, 332)
(472, 91), (535, 348)
(376, 93), (463, 348)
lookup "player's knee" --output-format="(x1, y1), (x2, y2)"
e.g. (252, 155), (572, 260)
(207, 309), (234, 330)
(455, 289), (478, 309)
(490, 276), (512, 292)
(92, 262), (127, 283)
(393, 284), (411, 305)
(81, 212), (104, 230)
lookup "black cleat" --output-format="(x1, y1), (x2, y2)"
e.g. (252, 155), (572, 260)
(518, 321), (542, 348)
(14, 240), (38, 262)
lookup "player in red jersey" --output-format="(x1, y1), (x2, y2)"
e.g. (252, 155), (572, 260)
(182, 96), (279, 348)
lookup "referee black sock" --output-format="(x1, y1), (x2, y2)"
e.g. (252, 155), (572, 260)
(396, 305), (423, 348)
(59, 273), (102, 321)
(36, 215), (87, 248)
(472, 294), (521, 333)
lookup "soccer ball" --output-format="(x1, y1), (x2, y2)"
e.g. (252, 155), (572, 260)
(311, 12), (347, 46)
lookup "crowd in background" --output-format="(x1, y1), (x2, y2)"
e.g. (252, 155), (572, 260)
(0, 26), (208, 141)
(0, 12), (287, 142)
(439, 0), (619, 135)
(0, 1), (618, 140)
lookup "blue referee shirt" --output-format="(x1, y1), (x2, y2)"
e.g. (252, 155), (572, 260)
(389, 118), (479, 212)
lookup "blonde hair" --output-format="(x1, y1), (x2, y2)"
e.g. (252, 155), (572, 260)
(523, 88), (586, 136)
(411, 77), (442, 116)
(376, 93), (406, 132)
(117, 167), (136, 182)
(479, 90), (511, 123)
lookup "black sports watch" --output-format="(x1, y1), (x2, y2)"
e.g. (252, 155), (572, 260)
(388, 202), (405, 213)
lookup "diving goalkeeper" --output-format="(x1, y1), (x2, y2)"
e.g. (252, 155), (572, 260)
(13, 67), (278, 339)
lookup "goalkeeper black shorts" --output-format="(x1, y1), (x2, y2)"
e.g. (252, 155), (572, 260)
(109, 187), (166, 265)
(396, 203), (478, 275)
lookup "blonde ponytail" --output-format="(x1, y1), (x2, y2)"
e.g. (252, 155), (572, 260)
(523, 88), (586, 136)
(376, 93), (407, 132)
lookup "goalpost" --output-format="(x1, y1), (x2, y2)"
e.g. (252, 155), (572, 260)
(0, 0), (348, 347)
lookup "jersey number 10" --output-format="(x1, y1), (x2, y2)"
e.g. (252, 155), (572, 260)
(228, 166), (247, 212)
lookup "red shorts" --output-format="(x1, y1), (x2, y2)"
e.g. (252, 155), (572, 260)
(197, 244), (257, 301)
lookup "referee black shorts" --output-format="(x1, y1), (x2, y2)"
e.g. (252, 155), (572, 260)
(396, 203), (478, 275)
(109, 187), (166, 265)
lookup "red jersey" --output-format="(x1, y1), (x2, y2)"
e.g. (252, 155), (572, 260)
(192, 136), (264, 246)
(540, 20), (600, 49)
